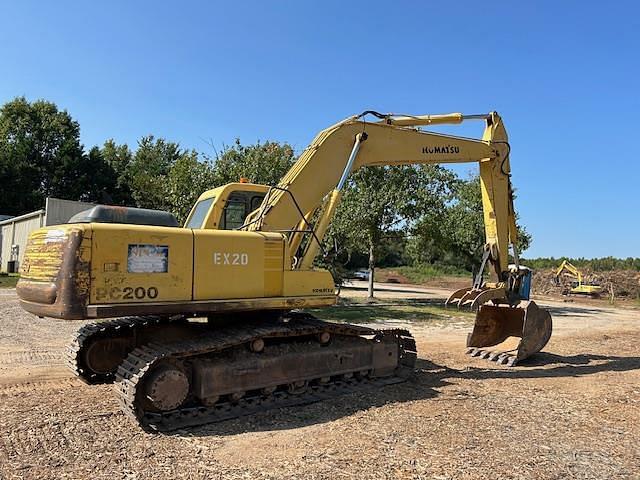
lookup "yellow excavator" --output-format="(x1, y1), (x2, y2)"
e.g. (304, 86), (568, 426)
(553, 260), (602, 296)
(16, 110), (552, 431)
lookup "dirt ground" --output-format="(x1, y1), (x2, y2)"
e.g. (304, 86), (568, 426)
(1, 286), (639, 479)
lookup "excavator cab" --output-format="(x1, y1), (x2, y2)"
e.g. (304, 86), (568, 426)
(183, 182), (269, 230)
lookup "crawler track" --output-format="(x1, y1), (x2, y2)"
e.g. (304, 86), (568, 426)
(114, 314), (416, 431)
(66, 315), (183, 384)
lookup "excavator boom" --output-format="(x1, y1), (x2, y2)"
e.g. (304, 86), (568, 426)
(246, 112), (514, 278)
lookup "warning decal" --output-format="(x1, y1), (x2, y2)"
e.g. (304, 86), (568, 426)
(127, 244), (169, 273)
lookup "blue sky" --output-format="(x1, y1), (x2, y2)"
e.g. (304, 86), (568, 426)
(1, 1), (638, 258)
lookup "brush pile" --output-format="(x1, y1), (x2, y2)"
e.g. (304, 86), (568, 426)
(532, 268), (640, 299)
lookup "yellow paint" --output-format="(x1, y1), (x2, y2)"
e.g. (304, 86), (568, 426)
(18, 110), (525, 319)
(89, 224), (193, 303)
(299, 189), (342, 270)
(283, 270), (335, 298)
(20, 225), (91, 282)
(383, 112), (464, 126)
(479, 113), (512, 278)
(246, 119), (497, 235)
(247, 111), (516, 280)
(185, 182), (269, 230)
(88, 224), (329, 305)
(193, 230), (284, 300)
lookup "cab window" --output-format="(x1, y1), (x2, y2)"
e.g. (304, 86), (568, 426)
(185, 197), (214, 229)
(251, 195), (264, 212)
(223, 201), (246, 230)
(220, 191), (266, 230)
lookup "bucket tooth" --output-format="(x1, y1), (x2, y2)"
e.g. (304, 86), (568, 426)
(446, 287), (471, 307)
(488, 351), (501, 362)
(479, 350), (492, 359)
(466, 300), (552, 366)
(457, 290), (479, 309)
(497, 354), (510, 365)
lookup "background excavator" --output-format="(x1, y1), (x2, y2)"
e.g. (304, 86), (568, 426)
(16, 110), (552, 430)
(553, 260), (603, 296)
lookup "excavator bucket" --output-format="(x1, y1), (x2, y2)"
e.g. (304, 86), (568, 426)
(466, 301), (552, 366)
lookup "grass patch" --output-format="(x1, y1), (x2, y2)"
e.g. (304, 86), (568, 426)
(0, 274), (19, 288)
(376, 264), (470, 284)
(307, 301), (474, 326)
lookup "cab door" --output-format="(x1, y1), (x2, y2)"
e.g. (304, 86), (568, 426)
(220, 192), (266, 230)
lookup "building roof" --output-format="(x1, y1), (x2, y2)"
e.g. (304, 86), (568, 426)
(0, 209), (45, 226)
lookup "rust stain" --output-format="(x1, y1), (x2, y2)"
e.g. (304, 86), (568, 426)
(17, 227), (91, 320)
(285, 298), (306, 307)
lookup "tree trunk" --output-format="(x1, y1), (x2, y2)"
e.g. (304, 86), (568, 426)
(368, 239), (375, 300)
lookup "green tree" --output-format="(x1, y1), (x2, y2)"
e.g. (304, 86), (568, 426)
(326, 165), (457, 298)
(123, 136), (222, 223)
(210, 139), (296, 186)
(409, 175), (532, 273)
(0, 97), (89, 214)
(127, 136), (185, 210)
(84, 146), (121, 204)
(100, 139), (134, 205)
(166, 153), (216, 224)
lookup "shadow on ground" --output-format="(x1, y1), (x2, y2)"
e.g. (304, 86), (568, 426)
(309, 301), (474, 325)
(175, 351), (640, 438)
(469, 352), (640, 378)
(541, 304), (618, 317)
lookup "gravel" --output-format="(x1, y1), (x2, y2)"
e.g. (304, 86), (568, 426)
(1, 289), (639, 479)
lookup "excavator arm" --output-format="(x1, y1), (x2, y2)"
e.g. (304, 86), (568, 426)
(246, 111), (516, 280)
(555, 260), (583, 284)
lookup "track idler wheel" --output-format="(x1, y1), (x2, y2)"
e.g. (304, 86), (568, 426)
(466, 300), (552, 366)
(287, 380), (308, 394)
(144, 364), (190, 411)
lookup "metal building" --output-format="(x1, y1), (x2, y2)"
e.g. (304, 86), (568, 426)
(0, 198), (95, 273)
